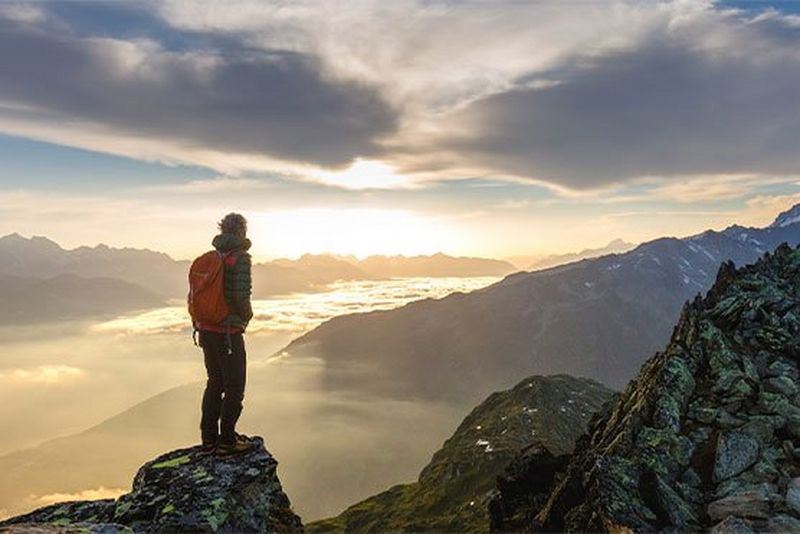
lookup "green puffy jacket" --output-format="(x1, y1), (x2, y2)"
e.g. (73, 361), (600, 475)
(212, 233), (254, 330)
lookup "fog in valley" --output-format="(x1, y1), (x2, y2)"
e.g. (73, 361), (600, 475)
(0, 276), (497, 521)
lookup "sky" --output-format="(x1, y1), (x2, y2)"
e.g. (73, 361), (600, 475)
(1, 0), (800, 261)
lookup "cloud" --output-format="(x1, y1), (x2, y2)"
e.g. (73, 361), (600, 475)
(138, 176), (269, 193)
(0, 365), (85, 385)
(431, 9), (800, 189)
(0, 9), (396, 173)
(0, 3), (47, 24)
(742, 191), (800, 226)
(2, 1), (800, 193)
(650, 174), (796, 203)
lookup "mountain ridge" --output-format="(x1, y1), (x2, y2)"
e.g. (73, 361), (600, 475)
(491, 243), (800, 532)
(526, 238), (634, 271)
(0, 233), (515, 298)
(308, 375), (613, 532)
(0, 273), (164, 324)
(278, 206), (800, 402)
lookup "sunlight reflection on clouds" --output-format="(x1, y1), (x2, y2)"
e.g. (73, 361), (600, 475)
(92, 276), (499, 336)
(0, 365), (84, 385)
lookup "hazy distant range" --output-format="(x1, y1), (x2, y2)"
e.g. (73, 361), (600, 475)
(0, 232), (524, 323)
(0, 232), (625, 325)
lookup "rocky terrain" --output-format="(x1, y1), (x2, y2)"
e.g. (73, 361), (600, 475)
(0, 437), (302, 533)
(308, 375), (612, 532)
(490, 243), (800, 532)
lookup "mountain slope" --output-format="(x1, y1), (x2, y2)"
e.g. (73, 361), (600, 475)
(308, 375), (612, 533)
(0, 233), (188, 298)
(492, 243), (800, 532)
(0, 274), (164, 324)
(527, 238), (634, 271)
(280, 208), (800, 401)
(253, 254), (376, 296)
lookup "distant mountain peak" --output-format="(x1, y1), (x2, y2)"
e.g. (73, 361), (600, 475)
(606, 237), (630, 247)
(0, 232), (63, 251)
(526, 237), (635, 271)
(770, 203), (800, 228)
(0, 232), (24, 241)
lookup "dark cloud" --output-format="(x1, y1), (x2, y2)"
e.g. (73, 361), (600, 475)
(0, 13), (397, 168)
(446, 23), (800, 188)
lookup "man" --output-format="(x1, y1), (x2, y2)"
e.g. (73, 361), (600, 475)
(195, 213), (255, 456)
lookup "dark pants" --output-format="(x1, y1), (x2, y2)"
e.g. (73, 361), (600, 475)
(199, 330), (246, 446)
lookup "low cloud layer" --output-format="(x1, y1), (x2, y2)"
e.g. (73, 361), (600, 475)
(1, 1), (800, 192)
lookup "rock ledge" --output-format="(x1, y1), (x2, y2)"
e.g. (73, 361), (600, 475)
(0, 437), (302, 533)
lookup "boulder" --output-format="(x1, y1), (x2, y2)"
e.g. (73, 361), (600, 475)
(767, 514), (800, 533)
(785, 477), (800, 517)
(709, 515), (755, 534)
(707, 490), (770, 521)
(713, 431), (760, 483)
(0, 437), (302, 533)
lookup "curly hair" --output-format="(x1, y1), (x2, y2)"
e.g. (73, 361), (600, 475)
(218, 212), (248, 237)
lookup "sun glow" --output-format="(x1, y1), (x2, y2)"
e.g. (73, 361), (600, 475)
(310, 159), (415, 190)
(249, 208), (456, 259)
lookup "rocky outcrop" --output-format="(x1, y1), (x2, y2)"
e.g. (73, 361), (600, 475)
(490, 243), (800, 532)
(308, 375), (612, 533)
(0, 437), (302, 533)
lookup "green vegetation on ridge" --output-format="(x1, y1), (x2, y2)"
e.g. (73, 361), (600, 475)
(308, 374), (613, 533)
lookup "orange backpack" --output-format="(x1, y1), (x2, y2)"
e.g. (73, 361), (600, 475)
(187, 250), (237, 326)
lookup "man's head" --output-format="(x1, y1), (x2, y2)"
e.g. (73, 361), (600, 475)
(218, 212), (248, 238)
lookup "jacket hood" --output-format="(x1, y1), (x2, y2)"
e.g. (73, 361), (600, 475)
(212, 233), (252, 252)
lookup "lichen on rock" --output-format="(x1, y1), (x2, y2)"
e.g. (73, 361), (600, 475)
(0, 437), (302, 533)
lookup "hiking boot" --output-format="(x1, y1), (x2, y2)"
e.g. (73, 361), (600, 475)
(216, 439), (256, 457)
(235, 432), (253, 443)
(199, 440), (217, 456)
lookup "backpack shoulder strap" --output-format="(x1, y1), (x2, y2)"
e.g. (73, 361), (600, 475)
(222, 250), (240, 267)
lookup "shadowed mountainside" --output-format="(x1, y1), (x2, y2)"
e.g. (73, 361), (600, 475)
(308, 375), (612, 533)
(280, 206), (800, 400)
(0, 274), (164, 324)
(526, 238), (634, 271)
